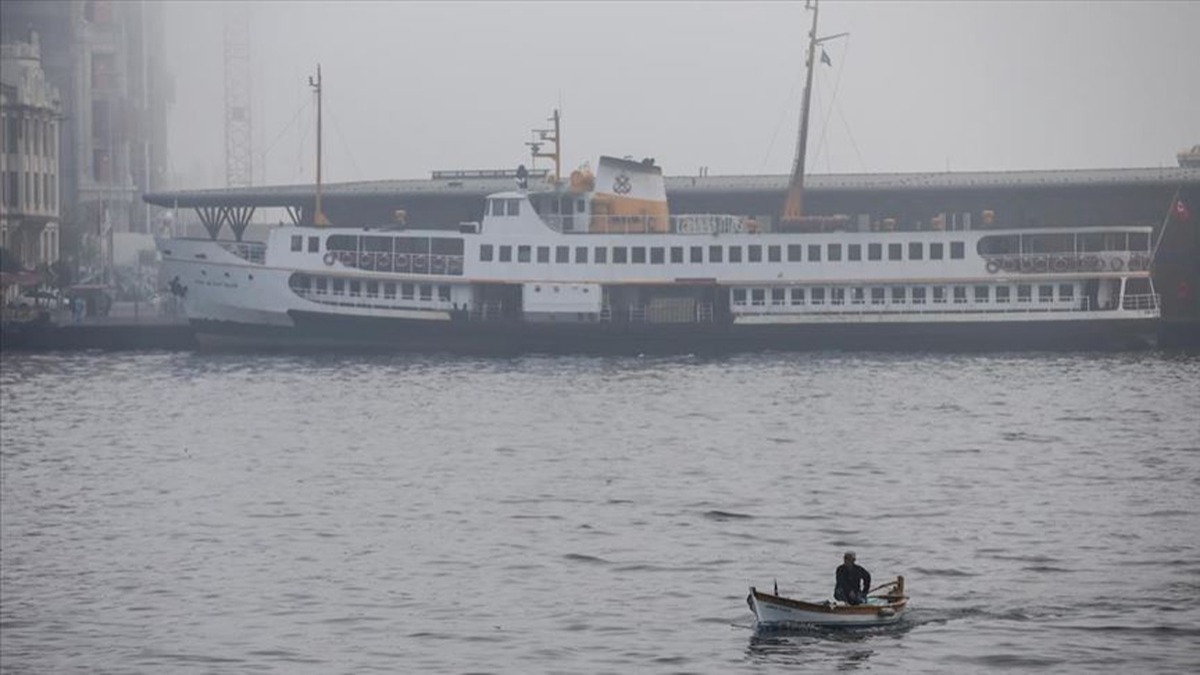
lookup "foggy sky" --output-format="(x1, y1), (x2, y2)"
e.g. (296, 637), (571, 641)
(161, 1), (1200, 190)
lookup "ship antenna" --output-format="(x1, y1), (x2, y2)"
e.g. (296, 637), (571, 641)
(308, 64), (330, 226)
(528, 109), (562, 185)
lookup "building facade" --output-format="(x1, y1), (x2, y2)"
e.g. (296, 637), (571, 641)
(0, 32), (61, 270)
(0, 0), (171, 280)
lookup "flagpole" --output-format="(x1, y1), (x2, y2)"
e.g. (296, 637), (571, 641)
(1150, 187), (1181, 271)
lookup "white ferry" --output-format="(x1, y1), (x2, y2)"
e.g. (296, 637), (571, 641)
(156, 1), (1159, 353)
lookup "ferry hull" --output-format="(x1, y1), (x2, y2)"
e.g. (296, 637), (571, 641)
(188, 312), (1158, 354)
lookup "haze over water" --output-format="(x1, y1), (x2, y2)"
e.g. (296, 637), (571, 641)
(2, 351), (1198, 673)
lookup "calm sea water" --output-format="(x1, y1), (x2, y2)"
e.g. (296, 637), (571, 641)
(1, 351), (1198, 674)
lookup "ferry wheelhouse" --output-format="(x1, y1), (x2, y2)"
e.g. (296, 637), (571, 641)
(159, 154), (1159, 352)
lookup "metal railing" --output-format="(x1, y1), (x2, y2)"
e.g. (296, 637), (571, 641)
(219, 241), (266, 264)
(326, 250), (464, 276)
(983, 252), (1152, 274)
(540, 213), (760, 235)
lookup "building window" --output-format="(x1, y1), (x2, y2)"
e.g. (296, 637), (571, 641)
(748, 245), (763, 263)
(868, 243), (882, 261)
(909, 242), (923, 260)
(1039, 284), (1054, 302)
(828, 244), (842, 262)
(790, 287), (806, 305)
(480, 244), (494, 262)
(728, 246), (743, 263)
(950, 241), (965, 259)
(651, 247), (666, 264)
(848, 244), (862, 261)
(613, 247), (628, 264)
(575, 246), (588, 263)
(594, 246), (608, 264)
(556, 246), (569, 263)
(930, 242), (944, 260)
(291, 235), (303, 251)
(808, 244), (821, 262)
(974, 285), (989, 303)
(631, 246), (647, 264)
(537, 246), (550, 263)
(888, 243), (902, 261)
(787, 244), (803, 262)
(690, 246), (704, 263)
(709, 245), (723, 263)
(669, 246), (683, 264)
(308, 236), (319, 253)
(518, 245), (532, 263)
(499, 245), (512, 262)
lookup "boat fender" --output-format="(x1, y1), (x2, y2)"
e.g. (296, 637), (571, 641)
(986, 259), (1001, 274)
(1110, 258), (1124, 271)
(323, 252), (337, 266)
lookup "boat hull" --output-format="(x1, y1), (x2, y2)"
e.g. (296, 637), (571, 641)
(186, 311), (1159, 354)
(748, 588), (907, 628)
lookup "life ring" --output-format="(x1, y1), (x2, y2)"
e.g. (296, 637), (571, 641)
(986, 259), (1001, 274)
(1052, 256), (1068, 273)
(1110, 258), (1124, 271)
(323, 251), (336, 266)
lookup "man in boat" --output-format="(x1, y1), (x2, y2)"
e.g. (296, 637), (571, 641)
(834, 551), (871, 605)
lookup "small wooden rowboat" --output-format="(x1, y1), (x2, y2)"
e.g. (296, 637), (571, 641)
(747, 576), (908, 628)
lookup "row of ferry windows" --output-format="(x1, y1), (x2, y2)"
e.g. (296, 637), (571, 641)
(478, 241), (966, 264)
(293, 275), (453, 302)
(733, 283), (1077, 306)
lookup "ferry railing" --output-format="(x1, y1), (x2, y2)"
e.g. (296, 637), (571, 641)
(729, 295), (1144, 317)
(540, 213), (760, 235)
(219, 241), (266, 264)
(983, 251), (1152, 274)
(327, 251), (465, 276)
(1121, 293), (1160, 311)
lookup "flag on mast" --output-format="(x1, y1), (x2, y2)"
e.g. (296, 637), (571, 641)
(820, 49), (832, 67)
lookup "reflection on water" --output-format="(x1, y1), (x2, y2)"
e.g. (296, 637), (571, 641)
(2, 351), (1199, 673)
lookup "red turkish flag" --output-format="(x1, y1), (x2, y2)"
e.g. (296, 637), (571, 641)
(1174, 198), (1191, 222)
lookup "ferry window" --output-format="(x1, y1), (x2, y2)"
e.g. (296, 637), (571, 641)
(651, 247), (666, 264)
(480, 244), (494, 262)
(1059, 284), (1074, 301)
(891, 286), (906, 303)
(499, 245), (512, 262)
(438, 285), (451, 302)
(491, 199), (504, 216)
(1130, 232), (1150, 251)
(506, 199), (521, 216)
(728, 246), (743, 263)
(732, 288), (747, 305)
(748, 245), (763, 263)
(537, 246), (550, 263)
(556, 246), (569, 263)
(808, 244), (821, 262)
(1039, 285), (1054, 302)
(367, 236), (395, 253)
(950, 241), (965, 259)
(384, 282), (396, 299)
(912, 287), (926, 304)
(831, 288), (845, 305)
(751, 288), (766, 306)
(690, 246), (704, 263)
(402, 283), (415, 300)
(709, 245), (724, 263)
(932, 287), (946, 304)
(518, 245), (532, 263)
(631, 247), (646, 264)
(871, 287), (885, 305)
(811, 287), (826, 305)
(954, 286), (967, 304)
(996, 286), (1011, 303)
(432, 238), (464, 255)
(332, 278), (345, 295)
(316, 277), (328, 295)
(868, 243), (882, 261)
(594, 246), (608, 264)
(327, 235), (356, 251)
(1017, 284), (1032, 302)
(888, 243), (902, 260)
(848, 244), (861, 261)
(575, 246), (588, 263)
(669, 246), (683, 264)
(851, 287), (865, 304)
(768, 245), (781, 263)
(613, 247), (628, 264)
(930, 242), (944, 260)
(974, 285), (989, 303)
(367, 281), (379, 297)
(420, 284), (433, 301)
(909, 242), (923, 260)
(771, 288), (786, 305)
(828, 244), (842, 262)
(790, 287), (806, 305)
(291, 235), (303, 251)
(349, 280), (361, 297)
(788, 244), (803, 262)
